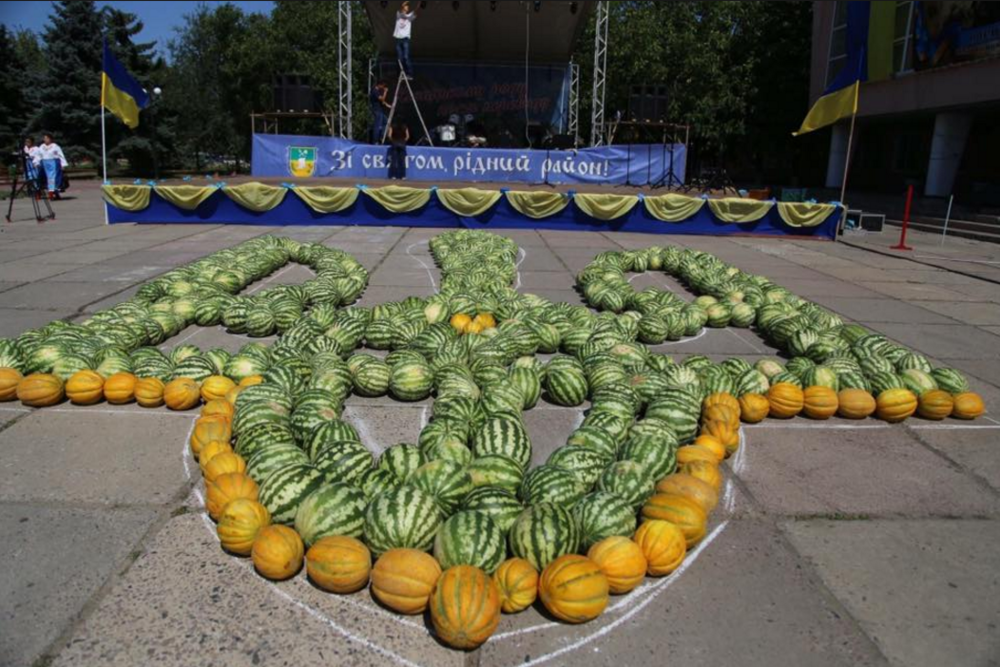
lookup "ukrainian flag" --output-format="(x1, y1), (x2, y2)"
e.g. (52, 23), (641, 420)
(795, 1), (894, 136)
(102, 40), (149, 129)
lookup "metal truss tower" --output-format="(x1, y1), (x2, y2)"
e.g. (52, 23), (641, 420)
(337, 2), (353, 139)
(590, 0), (609, 147)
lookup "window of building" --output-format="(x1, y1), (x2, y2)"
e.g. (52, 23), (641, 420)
(825, 1), (849, 87)
(893, 1), (915, 74)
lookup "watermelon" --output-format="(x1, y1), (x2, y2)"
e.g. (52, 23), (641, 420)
(408, 460), (474, 515)
(572, 492), (637, 550)
(246, 445), (309, 484)
(508, 503), (581, 571)
(546, 445), (610, 489)
(359, 467), (398, 500)
(544, 356), (588, 406)
(363, 484), (443, 555)
(596, 460), (655, 509)
(353, 359), (391, 397)
(566, 424), (619, 460)
(931, 368), (970, 395)
(304, 420), (361, 459)
(645, 391), (700, 444)
(258, 462), (327, 524)
(377, 443), (427, 483)
(471, 417), (532, 469)
(466, 454), (524, 493)
(619, 431), (678, 482)
(235, 423), (297, 458)
(311, 440), (374, 486)
(519, 464), (586, 508)
(461, 486), (524, 532)
(389, 361), (435, 401)
(433, 511), (506, 574)
(289, 389), (341, 443)
(508, 367), (541, 410)
(293, 482), (367, 546)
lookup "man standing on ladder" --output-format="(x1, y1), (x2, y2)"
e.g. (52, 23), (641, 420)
(394, 1), (417, 79)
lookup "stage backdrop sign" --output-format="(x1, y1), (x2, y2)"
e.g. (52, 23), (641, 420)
(252, 134), (686, 187)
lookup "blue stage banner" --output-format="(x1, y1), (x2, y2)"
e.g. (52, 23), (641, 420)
(252, 134), (687, 186)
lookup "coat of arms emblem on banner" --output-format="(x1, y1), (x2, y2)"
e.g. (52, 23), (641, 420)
(288, 146), (317, 178)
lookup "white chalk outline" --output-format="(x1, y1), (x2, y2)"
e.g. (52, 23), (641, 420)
(405, 241), (438, 289)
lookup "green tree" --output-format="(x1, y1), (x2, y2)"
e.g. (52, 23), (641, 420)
(167, 3), (272, 171)
(0, 26), (32, 151)
(35, 0), (104, 164)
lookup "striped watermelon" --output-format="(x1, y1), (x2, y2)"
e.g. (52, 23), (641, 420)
(461, 486), (524, 532)
(619, 431), (678, 482)
(258, 462), (327, 524)
(293, 482), (367, 546)
(546, 445), (611, 489)
(246, 445), (309, 484)
(596, 460), (655, 509)
(466, 454), (524, 493)
(422, 438), (473, 466)
(645, 390), (700, 444)
(363, 485), (443, 556)
(471, 417), (532, 469)
(508, 503), (581, 571)
(566, 424), (620, 460)
(572, 492), (637, 550)
(580, 410), (631, 447)
(289, 389), (342, 443)
(305, 420), (361, 460)
(389, 361), (435, 401)
(544, 356), (588, 406)
(377, 444), (427, 483)
(408, 460), (474, 515)
(508, 367), (542, 410)
(519, 464), (586, 508)
(931, 368), (970, 395)
(352, 359), (390, 397)
(359, 467), (398, 500)
(235, 423), (297, 458)
(433, 511), (506, 574)
(311, 440), (374, 486)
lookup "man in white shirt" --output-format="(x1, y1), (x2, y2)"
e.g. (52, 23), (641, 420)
(394, 1), (417, 78)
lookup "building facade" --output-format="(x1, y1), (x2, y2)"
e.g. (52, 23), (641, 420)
(810, 1), (1000, 202)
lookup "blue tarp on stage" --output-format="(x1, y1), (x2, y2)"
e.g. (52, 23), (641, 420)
(252, 134), (687, 187)
(106, 188), (839, 239)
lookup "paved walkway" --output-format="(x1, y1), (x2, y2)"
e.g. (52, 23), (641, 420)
(1, 183), (998, 667)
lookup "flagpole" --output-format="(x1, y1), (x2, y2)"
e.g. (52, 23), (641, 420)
(836, 85), (859, 240)
(101, 88), (109, 224)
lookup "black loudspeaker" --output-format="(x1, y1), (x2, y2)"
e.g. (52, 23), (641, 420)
(272, 74), (323, 112)
(628, 84), (669, 122)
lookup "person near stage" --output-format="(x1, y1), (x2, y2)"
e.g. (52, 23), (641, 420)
(36, 133), (68, 199)
(22, 137), (42, 193)
(387, 122), (410, 180)
(394, 1), (417, 78)
(370, 80), (391, 144)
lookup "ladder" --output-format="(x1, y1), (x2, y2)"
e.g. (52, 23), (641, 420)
(381, 64), (434, 147)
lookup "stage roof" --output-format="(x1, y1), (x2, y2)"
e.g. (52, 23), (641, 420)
(363, 1), (595, 65)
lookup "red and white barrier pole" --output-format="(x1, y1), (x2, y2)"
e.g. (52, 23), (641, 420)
(891, 184), (914, 251)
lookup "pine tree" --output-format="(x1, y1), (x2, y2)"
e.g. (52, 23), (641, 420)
(35, 0), (104, 164)
(0, 26), (30, 151)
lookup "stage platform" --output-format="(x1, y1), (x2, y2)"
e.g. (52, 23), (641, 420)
(102, 179), (842, 240)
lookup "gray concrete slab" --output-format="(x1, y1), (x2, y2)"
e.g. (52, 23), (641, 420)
(0, 410), (194, 505)
(0, 504), (157, 667)
(814, 297), (956, 325)
(0, 261), (87, 283)
(782, 519), (1000, 667)
(862, 281), (981, 303)
(914, 300), (1000, 326)
(341, 404), (426, 456)
(479, 519), (888, 667)
(516, 270), (576, 291)
(50, 513), (465, 667)
(0, 280), (132, 311)
(913, 427), (1000, 492)
(737, 425), (1000, 518)
(0, 307), (77, 337)
(871, 323), (1000, 360)
(522, 405), (586, 467)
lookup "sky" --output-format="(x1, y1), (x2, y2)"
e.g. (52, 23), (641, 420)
(0, 1), (275, 57)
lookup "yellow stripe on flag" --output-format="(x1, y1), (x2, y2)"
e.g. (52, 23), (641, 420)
(792, 82), (858, 136)
(102, 72), (142, 129)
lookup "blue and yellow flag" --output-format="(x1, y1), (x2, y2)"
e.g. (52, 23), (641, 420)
(102, 40), (149, 129)
(795, 1), (887, 136)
